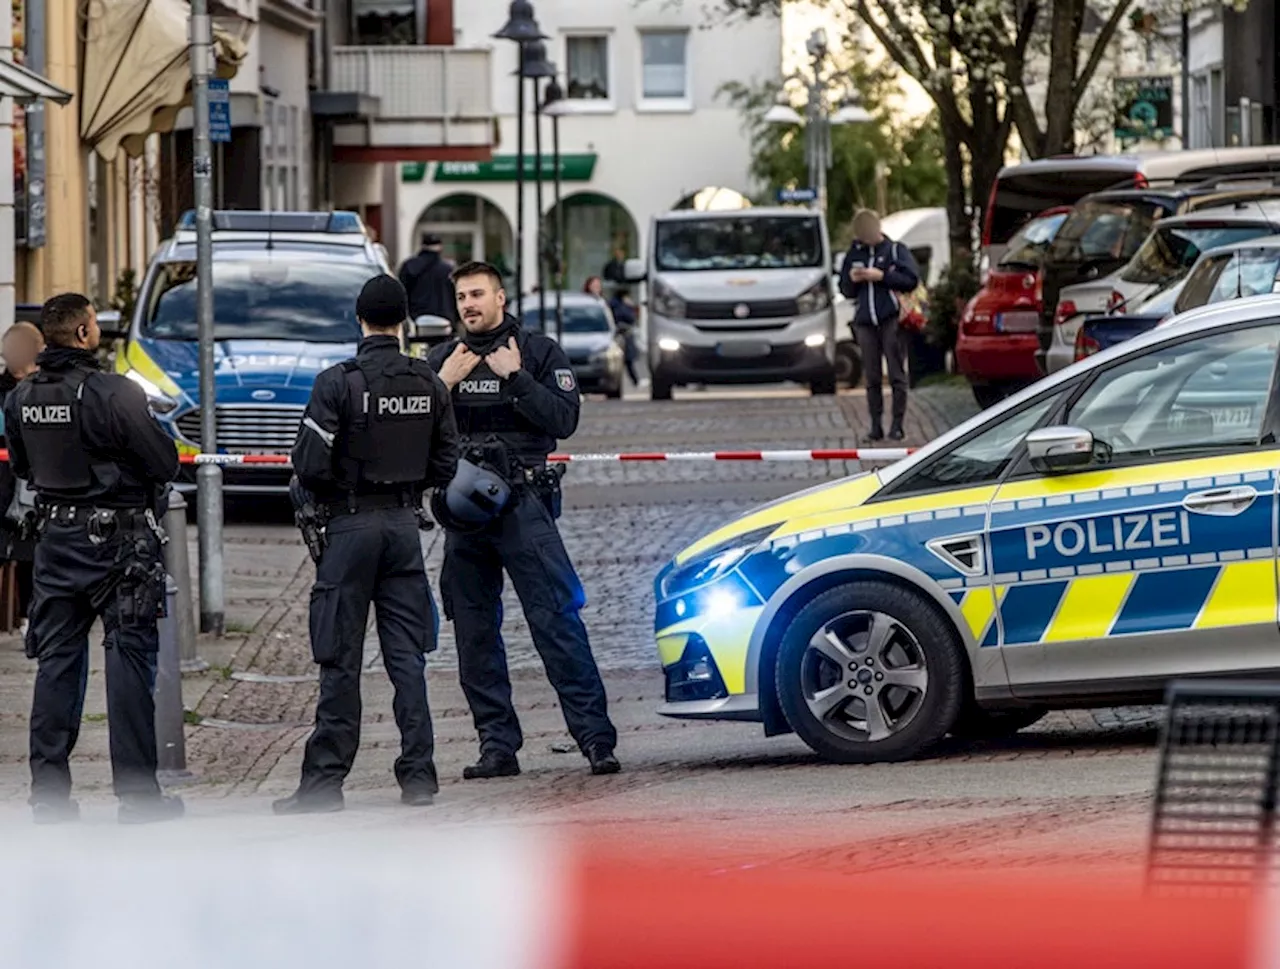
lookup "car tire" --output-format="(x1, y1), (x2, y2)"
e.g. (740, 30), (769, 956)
(810, 375), (837, 396)
(970, 382), (1005, 409)
(835, 341), (862, 388)
(775, 581), (965, 764)
(949, 703), (1047, 740)
(650, 371), (674, 401)
(605, 382), (623, 399)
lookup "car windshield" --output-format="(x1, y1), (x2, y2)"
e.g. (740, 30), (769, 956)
(997, 211), (1068, 268)
(1047, 200), (1161, 264)
(143, 258), (374, 342)
(654, 216), (823, 271)
(1176, 247), (1280, 312)
(521, 304), (612, 333)
(1121, 223), (1275, 284)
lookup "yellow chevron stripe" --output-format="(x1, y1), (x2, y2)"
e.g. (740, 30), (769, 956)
(1042, 573), (1134, 643)
(959, 585), (1008, 643)
(1194, 560), (1278, 629)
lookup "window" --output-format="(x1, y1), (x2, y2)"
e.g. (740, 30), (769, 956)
(1066, 324), (1280, 461)
(263, 100), (274, 159)
(1120, 222), (1276, 285)
(641, 30), (688, 102)
(654, 215), (824, 271)
(1203, 248), (1280, 304)
(566, 35), (610, 102)
(1048, 201), (1159, 264)
(998, 211), (1069, 269)
(521, 304), (611, 333)
(888, 394), (1063, 496)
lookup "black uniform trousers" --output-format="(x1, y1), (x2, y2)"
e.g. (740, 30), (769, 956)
(26, 520), (162, 802)
(441, 489), (616, 757)
(299, 506), (439, 797)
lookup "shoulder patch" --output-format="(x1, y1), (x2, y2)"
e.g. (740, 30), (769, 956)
(555, 368), (577, 392)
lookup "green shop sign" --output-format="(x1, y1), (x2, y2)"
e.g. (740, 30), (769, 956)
(400, 155), (597, 184)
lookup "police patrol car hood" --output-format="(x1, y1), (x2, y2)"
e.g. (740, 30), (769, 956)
(673, 471), (881, 566)
(655, 269), (828, 304)
(136, 337), (357, 400)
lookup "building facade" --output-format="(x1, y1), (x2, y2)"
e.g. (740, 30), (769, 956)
(395, 0), (783, 293)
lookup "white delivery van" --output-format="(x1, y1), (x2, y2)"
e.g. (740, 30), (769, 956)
(625, 207), (838, 400)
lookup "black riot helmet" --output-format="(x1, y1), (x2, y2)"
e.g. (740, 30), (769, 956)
(429, 456), (512, 533)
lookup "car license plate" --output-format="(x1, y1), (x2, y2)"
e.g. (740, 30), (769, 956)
(995, 311), (1039, 333)
(1211, 407), (1254, 428)
(717, 341), (772, 358)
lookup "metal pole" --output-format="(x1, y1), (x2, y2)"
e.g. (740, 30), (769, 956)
(191, 2), (225, 636)
(515, 45), (526, 302)
(1181, 10), (1191, 148)
(155, 576), (190, 778)
(162, 489), (205, 673)
(553, 111), (563, 343)
(534, 77), (547, 333)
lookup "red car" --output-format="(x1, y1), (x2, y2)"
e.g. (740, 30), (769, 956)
(956, 206), (1071, 408)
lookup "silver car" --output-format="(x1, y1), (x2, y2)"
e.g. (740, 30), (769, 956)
(518, 292), (625, 398)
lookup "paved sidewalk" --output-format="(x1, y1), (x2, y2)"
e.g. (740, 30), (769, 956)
(0, 383), (991, 807)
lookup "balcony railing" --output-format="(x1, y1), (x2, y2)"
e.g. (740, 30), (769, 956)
(328, 46), (493, 151)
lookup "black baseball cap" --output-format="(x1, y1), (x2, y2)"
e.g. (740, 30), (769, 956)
(356, 274), (409, 328)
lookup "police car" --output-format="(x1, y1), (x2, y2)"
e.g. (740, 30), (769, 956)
(655, 294), (1280, 763)
(104, 211), (396, 493)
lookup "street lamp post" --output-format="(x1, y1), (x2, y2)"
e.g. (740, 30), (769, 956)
(521, 40), (556, 332)
(543, 74), (568, 342)
(493, 1), (546, 302)
(764, 28), (871, 217)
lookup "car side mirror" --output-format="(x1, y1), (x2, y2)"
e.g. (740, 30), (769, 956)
(97, 309), (127, 342)
(623, 258), (646, 283)
(1026, 425), (1095, 474)
(406, 314), (454, 344)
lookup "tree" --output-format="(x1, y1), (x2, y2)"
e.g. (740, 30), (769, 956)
(719, 43), (946, 245)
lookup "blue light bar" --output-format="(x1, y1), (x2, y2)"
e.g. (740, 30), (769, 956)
(175, 210), (366, 233)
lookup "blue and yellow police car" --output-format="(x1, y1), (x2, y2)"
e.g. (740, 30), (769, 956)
(655, 294), (1280, 763)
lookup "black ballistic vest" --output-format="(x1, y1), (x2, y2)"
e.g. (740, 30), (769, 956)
(337, 356), (437, 489)
(18, 369), (98, 495)
(451, 357), (518, 437)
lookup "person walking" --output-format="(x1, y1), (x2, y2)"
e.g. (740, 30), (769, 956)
(399, 232), (459, 322)
(0, 322), (44, 638)
(274, 274), (460, 815)
(427, 260), (620, 779)
(4, 294), (181, 824)
(838, 209), (921, 442)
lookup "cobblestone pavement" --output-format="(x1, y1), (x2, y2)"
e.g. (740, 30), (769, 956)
(0, 381), (1164, 876)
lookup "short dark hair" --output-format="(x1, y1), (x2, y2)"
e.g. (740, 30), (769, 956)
(450, 260), (504, 290)
(41, 293), (94, 347)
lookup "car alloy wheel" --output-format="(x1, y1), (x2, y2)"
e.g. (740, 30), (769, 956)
(776, 582), (964, 763)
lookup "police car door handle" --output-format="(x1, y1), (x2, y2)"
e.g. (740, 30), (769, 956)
(1183, 486), (1257, 516)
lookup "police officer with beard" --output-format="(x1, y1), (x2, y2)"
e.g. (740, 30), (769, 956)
(274, 274), (459, 815)
(427, 260), (620, 779)
(3, 293), (181, 824)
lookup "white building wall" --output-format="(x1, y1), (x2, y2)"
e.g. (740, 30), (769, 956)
(396, 0), (782, 292)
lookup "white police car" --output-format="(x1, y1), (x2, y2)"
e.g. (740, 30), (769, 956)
(654, 294), (1280, 763)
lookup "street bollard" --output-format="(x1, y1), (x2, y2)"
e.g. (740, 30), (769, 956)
(155, 575), (191, 780)
(162, 489), (206, 673)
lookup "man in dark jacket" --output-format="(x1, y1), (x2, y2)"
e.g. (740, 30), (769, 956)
(837, 209), (921, 441)
(399, 233), (458, 322)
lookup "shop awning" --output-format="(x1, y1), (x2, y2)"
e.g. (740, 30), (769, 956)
(80, 0), (249, 159)
(0, 58), (71, 104)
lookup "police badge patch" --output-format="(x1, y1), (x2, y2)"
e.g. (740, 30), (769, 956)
(555, 369), (577, 392)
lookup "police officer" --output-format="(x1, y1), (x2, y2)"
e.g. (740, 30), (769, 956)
(273, 274), (460, 814)
(427, 260), (620, 778)
(3, 293), (181, 824)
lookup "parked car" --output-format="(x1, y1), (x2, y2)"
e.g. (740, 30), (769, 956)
(983, 147), (1280, 271)
(1045, 200), (1280, 373)
(519, 292), (626, 399)
(956, 206), (1071, 408)
(1076, 235), (1280, 359)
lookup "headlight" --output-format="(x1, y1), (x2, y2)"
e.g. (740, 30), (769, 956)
(796, 277), (833, 314)
(124, 369), (179, 414)
(661, 525), (776, 599)
(652, 280), (687, 319)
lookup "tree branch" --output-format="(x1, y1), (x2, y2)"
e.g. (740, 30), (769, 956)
(1073, 0), (1139, 108)
(1005, 0), (1045, 154)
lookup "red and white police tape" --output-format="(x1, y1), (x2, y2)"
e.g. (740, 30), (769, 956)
(0, 447), (914, 466)
(1, 824), (1277, 969)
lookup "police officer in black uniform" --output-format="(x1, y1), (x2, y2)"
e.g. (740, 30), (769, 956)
(273, 274), (460, 814)
(427, 260), (620, 778)
(3, 293), (181, 824)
